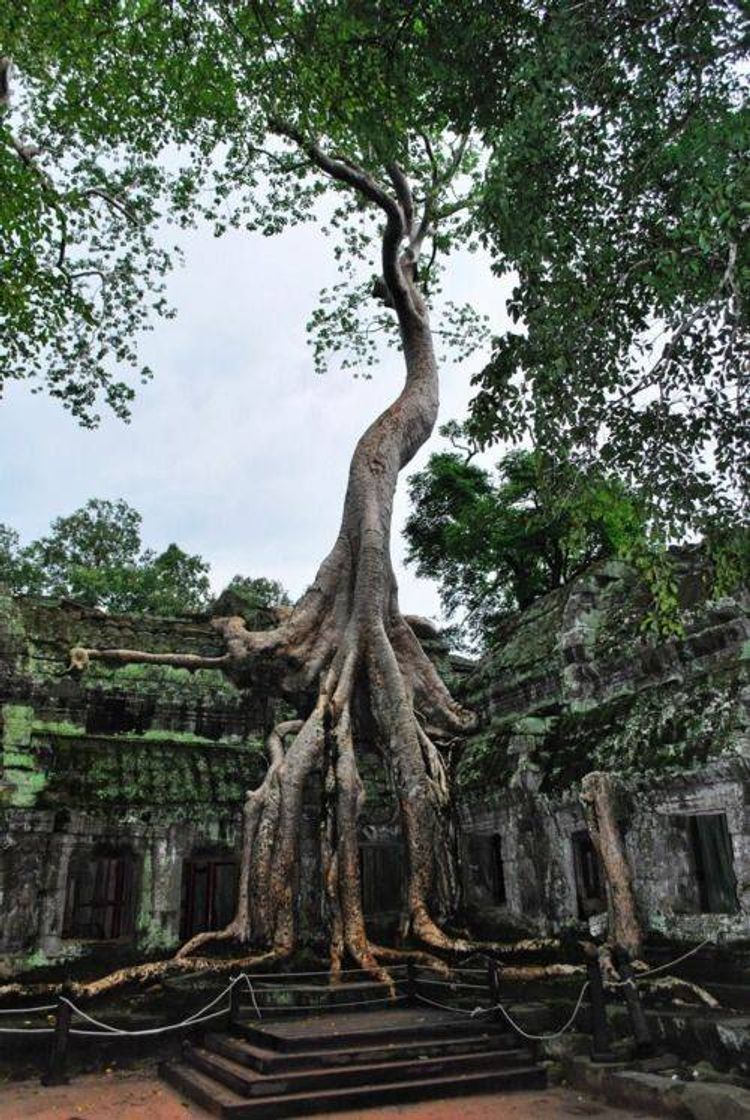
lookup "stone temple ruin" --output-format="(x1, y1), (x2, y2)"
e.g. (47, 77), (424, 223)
(1, 547), (748, 983)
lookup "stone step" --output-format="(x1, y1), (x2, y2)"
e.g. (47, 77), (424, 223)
(205, 1027), (520, 1074)
(236, 1008), (512, 1053)
(185, 1039), (535, 1098)
(161, 1058), (547, 1118)
(245, 980), (403, 1012)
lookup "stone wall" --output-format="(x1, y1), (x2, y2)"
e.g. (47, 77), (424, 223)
(1, 548), (749, 979)
(456, 549), (750, 942)
(0, 593), (284, 975)
(459, 757), (750, 942)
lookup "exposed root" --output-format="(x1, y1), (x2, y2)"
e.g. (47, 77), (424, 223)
(638, 975), (720, 1009)
(414, 913), (568, 959)
(499, 963), (586, 982)
(369, 943), (451, 977)
(175, 921), (244, 962)
(0, 949), (288, 1004)
(581, 771), (642, 956)
(175, 718), (305, 961)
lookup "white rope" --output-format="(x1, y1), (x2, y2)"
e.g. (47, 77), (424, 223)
(0, 1026), (54, 1034)
(237, 965), (407, 979)
(415, 983), (590, 1042)
(256, 994), (410, 1013)
(418, 977), (488, 992)
(69, 1008), (229, 1037)
(0, 940), (713, 1039)
(57, 976), (244, 1043)
(474, 983), (591, 1041)
(0, 1004), (56, 1015)
(61, 999), (125, 1034)
(617, 938), (714, 984)
(239, 973), (262, 1020)
(252, 977), (409, 991)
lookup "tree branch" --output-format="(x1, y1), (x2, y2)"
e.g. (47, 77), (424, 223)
(83, 187), (138, 225)
(68, 646), (230, 673)
(270, 119), (421, 322)
(386, 162), (414, 234)
(270, 119), (400, 221)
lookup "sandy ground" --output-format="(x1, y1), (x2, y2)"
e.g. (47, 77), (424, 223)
(0, 1068), (660, 1119)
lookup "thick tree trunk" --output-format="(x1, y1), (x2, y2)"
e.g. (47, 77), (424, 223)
(62, 192), (482, 994)
(580, 771), (642, 956)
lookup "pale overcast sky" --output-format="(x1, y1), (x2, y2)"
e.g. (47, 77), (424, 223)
(0, 213), (510, 621)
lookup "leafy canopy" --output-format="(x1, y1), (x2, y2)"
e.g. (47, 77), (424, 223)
(224, 575), (291, 612)
(1, 1), (746, 543)
(404, 428), (645, 645)
(0, 1), (486, 423)
(452, 1), (748, 539)
(0, 498), (212, 614)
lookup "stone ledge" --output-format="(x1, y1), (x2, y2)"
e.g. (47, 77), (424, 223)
(566, 1053), (750, 1119)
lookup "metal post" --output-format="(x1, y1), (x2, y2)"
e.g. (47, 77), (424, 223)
(586, 956), (616, 1063)
(612, 946), (655, 1057)
(406, 960), (417, 1006)
(229, 978), (242, 1030)
(487, 958), (497, 1003)
(487, 959), (501, 1022)
(41, 997), (72, 1086)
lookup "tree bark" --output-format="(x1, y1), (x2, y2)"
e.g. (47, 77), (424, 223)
(580, 770), (642, 957)
(60, 150), (487, 993)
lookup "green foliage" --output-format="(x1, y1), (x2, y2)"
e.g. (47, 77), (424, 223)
(2, 2), (746, 542)
(705, 525), (750, 599)
(405, 427), (645, 644)
(224, 575), (291, 612)
(460, 1), (748, 539)
(0, 498), (210, 614)
(0, 1), (485, 421)
(0, 499), (294, 618)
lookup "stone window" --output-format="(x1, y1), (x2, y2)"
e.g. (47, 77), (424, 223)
(359, 844), (403, 915)
(63, 847), (136, 940)
(181, 854), (237, 938)
(571, 830), (606, 919)
(467, 833), (507, 906)
(671, 812), (739, 914)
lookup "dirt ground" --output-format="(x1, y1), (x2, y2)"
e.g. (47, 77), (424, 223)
(0, 1067), (660, 1119)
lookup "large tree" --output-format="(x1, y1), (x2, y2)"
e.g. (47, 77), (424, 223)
(2, 1), (492, 989)
(1, 2), (745, 991)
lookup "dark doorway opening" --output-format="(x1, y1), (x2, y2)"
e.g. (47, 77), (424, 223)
(467, 833), (507, 906)
(181, 855), (237, 938)
(572, 830), (606, 919)
(63, 848), (136, 940)
(359, 844), (403, 915)
(670, 812), (739, 914)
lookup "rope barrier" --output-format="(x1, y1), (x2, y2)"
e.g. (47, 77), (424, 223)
(0, 939), (716, 1039)
(68, 1008), (229, 1037)
(415, 983), (590, 1042)
(251, 994), (410, 1013)
(0, 1004), (56, 1015)
(0, 973), (409, 1036)
(0, 1026), (55, 1034)
(233, 965), (408, 980)
(239, 973), (262, 1021)
(615, 937), (714, 984)
(251, 976), (409, 991)
(414, 937), (716, 1042)
(417, 977), (488, 992)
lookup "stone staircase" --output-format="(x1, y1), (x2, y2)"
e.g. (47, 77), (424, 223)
(160, 1005), (547, 1117)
